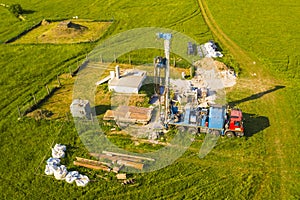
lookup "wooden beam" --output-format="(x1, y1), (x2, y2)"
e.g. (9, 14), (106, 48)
(73, 161), (111, 172)
(117, 160), (144, 170)
(103, 151), (155, 162)
(90, 153), (143, 163)
(75, 157), (111, 167)
(116, 173), (127, 180)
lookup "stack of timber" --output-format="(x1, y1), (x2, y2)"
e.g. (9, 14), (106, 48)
(103, 106), (152, 125)
(73, 157), (111, 172)
(90, 151), (155, 170)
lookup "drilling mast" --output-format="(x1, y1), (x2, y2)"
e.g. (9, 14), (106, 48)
(155, 33), (172, 126)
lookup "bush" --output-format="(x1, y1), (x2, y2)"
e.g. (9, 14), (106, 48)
(8, 4), (23, 17)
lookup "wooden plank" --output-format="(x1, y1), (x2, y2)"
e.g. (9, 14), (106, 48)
(103, 106), (152, 123)
(75, 157), (111, 167)
(89, 153), (143, 163)
(116, 173), (127, 180)
(103, 110), (116, 120)
(117, 160), (144, 170)
(103, 151), (155, 162)
(112, 166), (121, 173)
(89, 153), (118, 162)
(73, 161), (111, 172)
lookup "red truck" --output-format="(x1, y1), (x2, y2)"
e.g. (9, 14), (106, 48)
(225, 108), (244, 137)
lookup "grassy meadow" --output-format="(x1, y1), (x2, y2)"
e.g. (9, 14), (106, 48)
(0, 0), (299, 199)
(205, 0), (300, 79)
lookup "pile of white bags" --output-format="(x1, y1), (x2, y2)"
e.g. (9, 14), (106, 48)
(44, 157), (60, 175)
(65, 171), (79, 184)
(44, 144), (89, 187)
(65, 171), (90, 187)
(51, 144), (66, 158)
(75, 174), (90, 187)
(53, 165), (68, 180)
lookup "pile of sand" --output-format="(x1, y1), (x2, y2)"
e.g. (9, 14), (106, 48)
(193, 58), (236, 88)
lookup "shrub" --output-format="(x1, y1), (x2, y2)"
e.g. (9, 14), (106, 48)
(8, 4), (23, 17)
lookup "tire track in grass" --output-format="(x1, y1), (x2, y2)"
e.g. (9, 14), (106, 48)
(166, 8), (201, 28)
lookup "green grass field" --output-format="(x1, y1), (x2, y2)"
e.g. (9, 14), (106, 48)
(0, 0), (299, 199)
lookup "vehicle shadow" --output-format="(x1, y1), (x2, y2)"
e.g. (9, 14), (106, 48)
(243, 113), (270, 137)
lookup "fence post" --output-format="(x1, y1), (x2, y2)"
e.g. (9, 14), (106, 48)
(173, 56), (176, 67)
(90, 113), (94, 122)
(57, 75), (61, 87)
(69, 66), (72, 77)
(33, 94), (37, 105)
(129, 54), (131, 65)
(46, 85), (50, 95)
(65, 112), (69, 121)
(17, 105), (21, 118)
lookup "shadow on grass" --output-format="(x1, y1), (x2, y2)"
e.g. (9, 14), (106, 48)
(227, 86), (285, 137)
(23, 9), (35, 14)
(94, 105), (111, 115)
(214, 42), (223, 52)
(229, 85), (285, 107)
(23, 86), (59, 116)
(243, 113), (270, 137)
(140, 83), (156, 98)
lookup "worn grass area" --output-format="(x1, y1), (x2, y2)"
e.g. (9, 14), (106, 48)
(35, 74), (75, 119)
(13, 20), (112, 44)
(35, 62), (188, 119)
